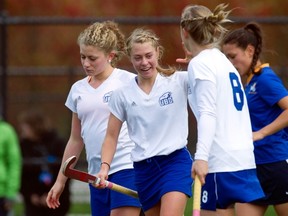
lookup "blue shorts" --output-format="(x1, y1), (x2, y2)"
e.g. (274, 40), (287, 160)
(133, 148), (193, 211)
(201, 169), (264, 210)
(89, 169), (141, 216)
(251, 160), (288, 205)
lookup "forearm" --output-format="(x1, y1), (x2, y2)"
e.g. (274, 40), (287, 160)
(101, 136), (117, 167)
(257, 109), (288, 138)
(100, 113), (122, 174)
(55, 139), (84, 184)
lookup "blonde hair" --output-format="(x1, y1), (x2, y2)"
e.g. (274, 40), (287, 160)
(180, 3), (232, 47)
(77, 21), (126, 67)
(126, 28), (176, 76)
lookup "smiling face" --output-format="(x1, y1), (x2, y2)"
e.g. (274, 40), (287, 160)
(79, 44), (111, 77)
(222, 43), (254, 77)
(130, 41), (159, 79)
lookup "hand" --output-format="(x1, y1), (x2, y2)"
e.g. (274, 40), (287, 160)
(176, 42), (192, 64)
(46, 181), (65, 209)
(93, 165), (109, 189)
(191, 160), (208, 185)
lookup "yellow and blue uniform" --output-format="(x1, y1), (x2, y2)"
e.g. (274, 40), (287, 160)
(246, 64), (288, 205)
(246, 65), (288, 164)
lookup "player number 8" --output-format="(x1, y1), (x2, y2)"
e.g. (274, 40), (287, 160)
(229, 72), (244, 111)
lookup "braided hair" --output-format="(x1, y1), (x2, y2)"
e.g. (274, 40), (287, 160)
(77, 21), (126, 67)
(180, 3), (232, 47)
(223, 22), (263, 74)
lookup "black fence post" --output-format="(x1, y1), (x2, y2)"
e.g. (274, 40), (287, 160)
(0, 10), (7, 120)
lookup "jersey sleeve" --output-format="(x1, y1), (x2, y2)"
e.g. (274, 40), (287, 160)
(65, 84), (77, 113)
(257, 69), (288, 106)
(189, 59), (216, 84)
(194, 79), (217, 161)
(117, 68), (136, 81)
(175, 71), (189, 94)
(108, 88), (126, 122)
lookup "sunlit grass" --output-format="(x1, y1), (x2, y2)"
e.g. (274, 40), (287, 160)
(185, 197), (277, 216)
(14, 198), (276, 216)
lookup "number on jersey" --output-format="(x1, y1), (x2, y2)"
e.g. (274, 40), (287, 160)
(229, 72), (244, 111)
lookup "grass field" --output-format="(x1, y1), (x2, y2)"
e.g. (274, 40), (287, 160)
(13, 197), (277, 216)
(184, 197), (277, 216)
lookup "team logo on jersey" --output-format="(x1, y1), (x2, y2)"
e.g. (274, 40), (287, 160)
(248, 82), (257, 94)
(103, 91), (113, 103)
(159, 92), (173, 106)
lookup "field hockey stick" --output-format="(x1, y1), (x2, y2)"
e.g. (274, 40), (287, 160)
(62, 156), (138, 199)
(192, 175), (201, 216)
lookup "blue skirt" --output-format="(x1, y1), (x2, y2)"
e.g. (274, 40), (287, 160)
(201, 169), (265, 210)
(133, 148), (193, 211)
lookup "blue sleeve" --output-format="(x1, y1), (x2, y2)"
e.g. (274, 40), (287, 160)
(257, 68), (288, 106)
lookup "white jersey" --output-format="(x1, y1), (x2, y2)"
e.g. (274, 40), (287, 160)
(65, 68), (136, 175)
(188, 48), (256, 173)
(109, 71), (190, 162)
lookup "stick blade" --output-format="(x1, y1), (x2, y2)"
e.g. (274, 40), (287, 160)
(61, 156), (138, 199)
(62, 155), (77, 176)
(62, 156), (96, 184)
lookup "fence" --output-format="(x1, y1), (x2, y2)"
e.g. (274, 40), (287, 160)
(1, 13), (288, 150)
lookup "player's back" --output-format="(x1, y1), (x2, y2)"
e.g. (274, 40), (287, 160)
(188, 48), (255, 173)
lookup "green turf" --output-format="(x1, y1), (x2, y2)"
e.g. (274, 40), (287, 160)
(13, 199), (276, 216)
(185, 196), (277, 216)
(13, 202), (92, 215)
(68, 203), (91, 214)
